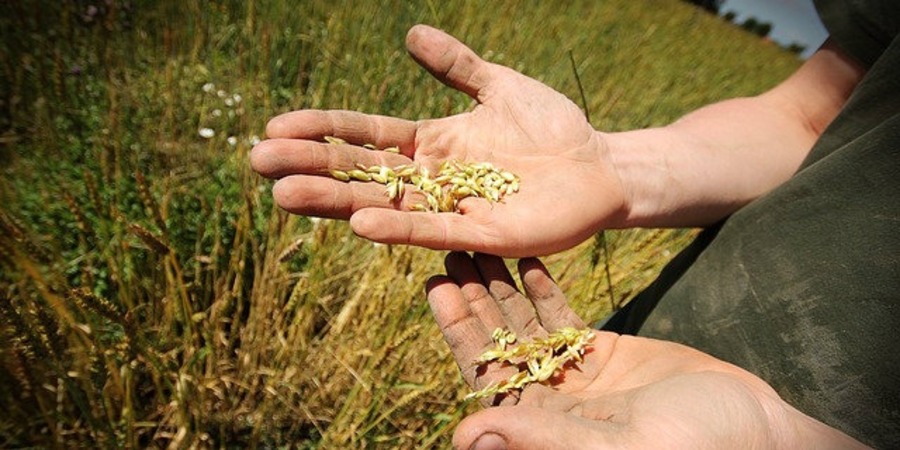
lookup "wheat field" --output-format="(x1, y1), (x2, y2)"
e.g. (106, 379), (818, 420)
(0, 1), (800, 448)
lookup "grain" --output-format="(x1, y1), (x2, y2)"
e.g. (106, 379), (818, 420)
(465, 327), (594, 401)
(323, 137), (521, 213)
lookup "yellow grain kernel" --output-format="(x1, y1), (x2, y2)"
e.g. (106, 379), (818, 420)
(329, 170), (350, 182)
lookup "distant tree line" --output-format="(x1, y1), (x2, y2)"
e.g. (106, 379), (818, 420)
(682, 0), (807, 55)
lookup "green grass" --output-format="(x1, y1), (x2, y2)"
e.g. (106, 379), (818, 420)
(0, 1), (800, 447)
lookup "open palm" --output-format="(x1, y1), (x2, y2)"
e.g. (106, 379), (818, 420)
(251, 25), (625, 257)
(425, 252), (862, 449)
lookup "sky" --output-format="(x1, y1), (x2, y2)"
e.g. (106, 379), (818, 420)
(720, 0), (829, 58)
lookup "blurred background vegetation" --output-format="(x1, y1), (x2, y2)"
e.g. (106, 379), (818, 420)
(0, 0), (800, 448)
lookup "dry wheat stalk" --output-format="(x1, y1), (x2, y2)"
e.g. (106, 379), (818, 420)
(277, 238), (305, 263)
(323, 137), (520, 213)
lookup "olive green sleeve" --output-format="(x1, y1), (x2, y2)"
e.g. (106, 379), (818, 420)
(814, 0), (900, 67)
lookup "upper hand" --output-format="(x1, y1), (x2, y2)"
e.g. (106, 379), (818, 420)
(250, 25), (626, 257)
(425, 252), (865, 449)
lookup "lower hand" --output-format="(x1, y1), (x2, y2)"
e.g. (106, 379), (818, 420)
(425, 252), (864, 449)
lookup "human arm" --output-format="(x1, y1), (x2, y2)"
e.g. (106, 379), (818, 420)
(607, 39), (865, 227)
(251, 26), (864, 256)
(426, 252), (868, 449)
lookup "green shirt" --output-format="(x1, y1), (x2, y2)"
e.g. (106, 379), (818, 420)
(607, 1), (900, 447)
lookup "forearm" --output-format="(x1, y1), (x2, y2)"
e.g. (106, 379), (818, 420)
(604, 40), (864, 228)
(604, 95), (814, 227)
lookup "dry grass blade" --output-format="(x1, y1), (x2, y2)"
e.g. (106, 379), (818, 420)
(127, 223), (171, 254)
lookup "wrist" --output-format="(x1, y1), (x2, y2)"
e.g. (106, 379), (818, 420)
(599, 124), (760, 229)
(761, 395), (868, 449)
(599, 129), (672, 229)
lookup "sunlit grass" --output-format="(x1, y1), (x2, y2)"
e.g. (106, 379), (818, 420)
(0, 1), (800, 447)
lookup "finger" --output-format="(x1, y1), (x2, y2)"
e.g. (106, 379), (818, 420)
(272, 175), (426, 219)
(251, 139), (412, 179)
(518, 258), (586, 331)
(405, 25), (496, 102)
(444, 252), (507, 331)
(426, 275), (519, 395)
(453, 405), (618, 450)
(425, 276), (493, 384)
(348, 208), (495, 252)
(473, 253), (546, 339)
(265, 110), (418, 157)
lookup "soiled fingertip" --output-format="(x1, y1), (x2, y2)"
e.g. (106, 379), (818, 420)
(350, 209), (403, 243)
(248, 139), (278, 176)
(425, 274), (454, 294)
(405, 24), (439, 51)
(270, 177), (295, 208)
(265, 114), (291, 138)
(518, 258), (552, 284)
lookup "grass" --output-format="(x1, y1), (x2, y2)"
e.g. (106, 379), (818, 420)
(0, 0), (800, 448)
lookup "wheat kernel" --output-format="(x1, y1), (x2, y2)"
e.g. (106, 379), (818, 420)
(329, 170), (350, 182)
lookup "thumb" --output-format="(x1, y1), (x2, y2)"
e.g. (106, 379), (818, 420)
(453, 405), (616, 450)
(405, 24), (495, 101)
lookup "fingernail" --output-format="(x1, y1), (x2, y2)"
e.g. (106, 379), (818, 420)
(470, 432), (507, 450)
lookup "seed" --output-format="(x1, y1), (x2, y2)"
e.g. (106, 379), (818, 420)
(454, 186), (473, 196)
(387, 180), (399, 200)
(465, 327), (594, 401)
(329, 170), (350, 182)
(324, 158), (521, 213)
(347, 170), (371, 182)
(324, 136), (346, 145)
(396, 166), (416, 178)
(363, 143), (378, 150)
(387, 182), (398, 200)
(426, 194), (439, 212)
(383, 146), (400, 154)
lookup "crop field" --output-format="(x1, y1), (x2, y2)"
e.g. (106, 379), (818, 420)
(0, 1), (801, 448)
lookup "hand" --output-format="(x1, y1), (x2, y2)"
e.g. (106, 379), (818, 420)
(251, 25), (626, 257)
(426, 252), (865, 449)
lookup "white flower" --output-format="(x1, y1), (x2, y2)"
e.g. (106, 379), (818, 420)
(227, 136), (237, 146)
(216, 89), (226, 98)
(232, 93), (242, 104)
(199, 128), (215, 139)
(224, 98), (234, 107)
(202, 82), (215, 93)
(211, 109), (222, 117)
(249, 135), (261, 146)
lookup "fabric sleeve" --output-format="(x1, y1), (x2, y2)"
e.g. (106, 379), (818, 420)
(814, 0), (900, 67)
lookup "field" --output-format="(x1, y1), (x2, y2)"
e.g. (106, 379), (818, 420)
(0, 1), (801, 448)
